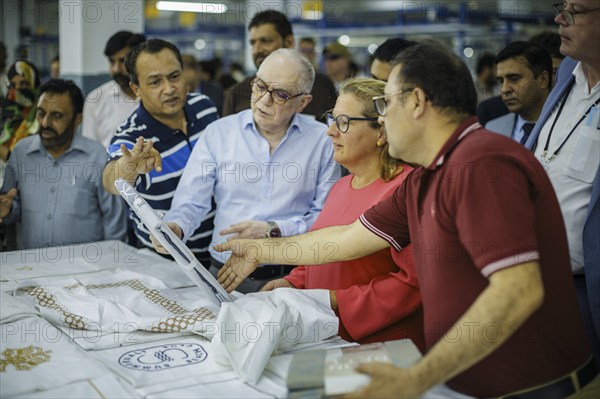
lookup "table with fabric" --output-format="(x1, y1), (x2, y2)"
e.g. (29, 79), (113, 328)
(0, 241), (467, 398)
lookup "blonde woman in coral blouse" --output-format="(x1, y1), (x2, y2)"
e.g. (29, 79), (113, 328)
(262, 77), (424, 349)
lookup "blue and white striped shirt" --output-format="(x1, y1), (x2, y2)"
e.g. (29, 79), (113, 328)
(107, 93), (219, 260)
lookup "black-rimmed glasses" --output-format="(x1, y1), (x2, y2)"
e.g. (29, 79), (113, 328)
(552, 3), (600, 25)
(251, 79), (306, 105)
(372, 88), (415, 116)
(325, 113), (378, 133)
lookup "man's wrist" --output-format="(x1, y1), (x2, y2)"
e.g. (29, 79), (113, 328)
(406, 358), (439, 394)
(116, 157), (139, 184)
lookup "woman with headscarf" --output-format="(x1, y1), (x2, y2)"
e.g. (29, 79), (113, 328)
(1, 59), (40, 161)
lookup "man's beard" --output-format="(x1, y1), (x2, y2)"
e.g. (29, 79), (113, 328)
(253, 53), (268, 69)
(113, 73), (131, 91)
(39, 118), (76, 152)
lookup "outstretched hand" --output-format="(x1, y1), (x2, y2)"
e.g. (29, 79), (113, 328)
(214, 240), (262, 292)
(119, 136), (163, 182)
(0, 188), (17, 223)
(260, 278), (294, 292)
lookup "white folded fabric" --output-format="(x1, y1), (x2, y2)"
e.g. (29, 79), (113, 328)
(0, 291), (39, 324)
(136, 372), (238, 397)
(59, 325), (190, 351)
(16, 271), (219, 335)
(116, 249), (197, 289)
(210, 288), (339, 384)
(1, 242), (194, 290)
(145, 371), (288, 399)
(13, 374), (139, 398)
(115, 264), (194, 289)
(0, 255), (98, 281)
(0, 317), (111, 397)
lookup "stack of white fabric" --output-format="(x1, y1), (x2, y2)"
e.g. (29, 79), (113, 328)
(12, 375), (139, 398)
(210, 288), (339, 384)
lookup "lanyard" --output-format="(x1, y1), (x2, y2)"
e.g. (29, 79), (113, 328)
(541, 81), (600, 163)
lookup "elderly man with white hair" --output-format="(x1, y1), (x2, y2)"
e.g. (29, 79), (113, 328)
(152, 48), (339, 293)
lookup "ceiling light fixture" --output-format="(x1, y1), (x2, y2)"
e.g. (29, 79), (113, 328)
(156, 1), (227, 14)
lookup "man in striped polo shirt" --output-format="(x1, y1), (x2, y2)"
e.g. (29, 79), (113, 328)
(102, 39), (219, 264)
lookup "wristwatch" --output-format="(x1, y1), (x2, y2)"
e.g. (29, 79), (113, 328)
(266, 221), (281, 238)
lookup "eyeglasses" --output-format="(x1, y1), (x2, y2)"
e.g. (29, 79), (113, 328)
(372, 88), (415, 116)
(325, 113), (378, 133)
(552, 3), (600, 25)
(251, 79), (306, 105)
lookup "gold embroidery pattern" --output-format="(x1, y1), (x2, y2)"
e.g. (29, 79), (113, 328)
(151, 308), (216, 333)
(63, 282), (82, 290)
(0, 346), (52, 372)
(24, 287), (87, 329)
(24, 279), (216, 333)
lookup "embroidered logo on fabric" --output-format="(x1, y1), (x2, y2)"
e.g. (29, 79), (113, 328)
(0, 346), (52, 372)
(118, 343), (208, 371)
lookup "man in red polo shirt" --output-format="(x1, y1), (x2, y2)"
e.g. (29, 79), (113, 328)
(215, 42), (598, 397)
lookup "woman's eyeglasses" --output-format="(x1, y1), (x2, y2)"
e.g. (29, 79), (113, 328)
(325, 113), (378, 133)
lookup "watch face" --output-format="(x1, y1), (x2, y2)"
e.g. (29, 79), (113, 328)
(267, 221), (281, 238)
(269, 228), (281, 238)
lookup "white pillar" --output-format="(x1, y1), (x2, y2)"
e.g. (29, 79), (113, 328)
(1, 0), (21, 67)
(58, 0), (144, 94)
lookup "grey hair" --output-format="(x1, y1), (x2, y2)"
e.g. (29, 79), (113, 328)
(259, 48), (315, 93)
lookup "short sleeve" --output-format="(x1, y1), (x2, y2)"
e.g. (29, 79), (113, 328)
(454, 155), (540, 277)
(107, 131), (136, 162)
(359, 184), (410, 251)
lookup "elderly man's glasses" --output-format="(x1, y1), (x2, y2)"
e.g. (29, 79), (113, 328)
(552, 3), (600, 25)
(372, 88), (415, 116)
(325, 113), (378, 133)
(251, 79), (306, 105)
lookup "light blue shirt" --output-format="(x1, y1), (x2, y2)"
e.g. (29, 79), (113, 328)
(1, 133), (127, 249)
(165, 109), (340, 261)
